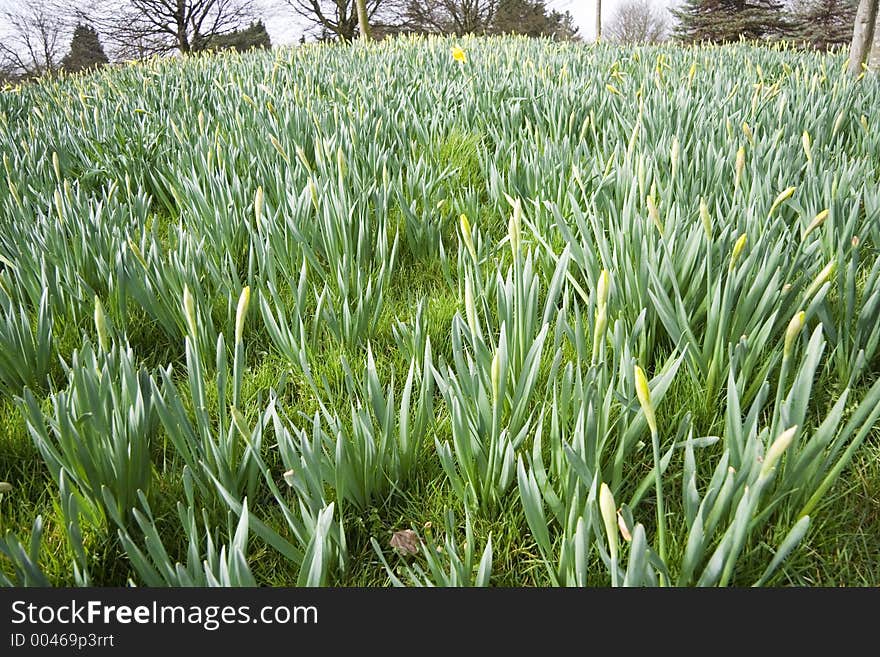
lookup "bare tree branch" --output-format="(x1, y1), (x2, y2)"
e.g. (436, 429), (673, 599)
(0, 1), (71, 78)
(83, 0), (258, 58)
(606, 0), (668, 44)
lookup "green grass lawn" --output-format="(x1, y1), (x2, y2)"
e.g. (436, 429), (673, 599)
(0, 35), (878, 586)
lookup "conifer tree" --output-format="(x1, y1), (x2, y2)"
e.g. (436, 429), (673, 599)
(672, 0), (790, 43)
(791, 0), (857, 50)
(61, 24), (109, 74)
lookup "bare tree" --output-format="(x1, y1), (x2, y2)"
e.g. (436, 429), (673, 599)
(848, 0), (880, 72)
(86, 0), (258, 57)
(606, 0), (668, 44)
(0, 1), (70, 78)
(284, 0), (395, 40)
(402, 0), (500, 35)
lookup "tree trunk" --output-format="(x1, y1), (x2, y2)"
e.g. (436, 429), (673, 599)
(848, 0), (879, 74)
(355, 0), (372, 40)
(871, 9), (880, 69)
(596, 0), (602, 42)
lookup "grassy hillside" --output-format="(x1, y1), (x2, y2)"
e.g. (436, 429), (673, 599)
(0, 35), (878, 586)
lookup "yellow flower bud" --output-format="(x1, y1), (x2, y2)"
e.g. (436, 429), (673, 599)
(460, 213), (476, 263)
(769, 186), (796, 217)
(254, 186), (264, 222)
(784, 311), (805, 359)
(509, 200), (522, 257)
(235, 286), (251, 345)
(729, 234), (747, 272)
(735, 146), (746, 189)
(802, 209), (828, 240)
(700, 197), (712, 240)
(760, 426), (798, 478)
(599, 483), (619, 562)
(634, 365), (657, 435)
(596, 270), (610, 312)
(94, 296), (109, 352)
(183, 286), (198, 339)
(804, 260), (835, 299)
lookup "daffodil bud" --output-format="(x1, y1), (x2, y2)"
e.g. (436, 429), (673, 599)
(460, 213), (476, 263)
(802, 209), (828, 240)
(596, 270), (610, 313)
(700, 197), (712, 240)
(832, 109), (845, 136)
(729, 234), (747, 272)
(742, 121), (754, 145)
(760, 426), (798, 478)
(509, 200), (522, 257)
(269, 135), (288, 163)
(52, 151), (60, 181)
(617, 512), (632, 542)
(295, 144), (310, 172)
(804, 259), (835, 299)
(337, 146), (346, 179)
(634, 365), (657, 435)
(735, 146), (745, 189)
(599, 483), (618, 562)
(769, 186), (796, 217)
(183, 286), (198, 339)
(308, 177), (319, 211)
(784, 310), (805, 359)
(94, 296), (109, 352)
(491, 348), (502, 402)
(0, 481), (11, 493)
(647, 194), (663, 236)
(254, 186), (264, 222)
(802, 131), (812, 163)
(235, 286), (251, 345)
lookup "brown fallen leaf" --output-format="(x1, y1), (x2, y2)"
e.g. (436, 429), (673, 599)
(390, 529), (421, 556)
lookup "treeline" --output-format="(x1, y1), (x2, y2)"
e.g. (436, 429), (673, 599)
(0, 0), (580, 82)
(0, 0), (872, 83)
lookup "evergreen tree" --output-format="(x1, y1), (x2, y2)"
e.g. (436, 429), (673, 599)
(204, 21), (272, 52)
(790, 0), (857, 50)
(490, 0), (580, 39)
(61, 24), (109, 74)
(672, 0), (791, 43)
